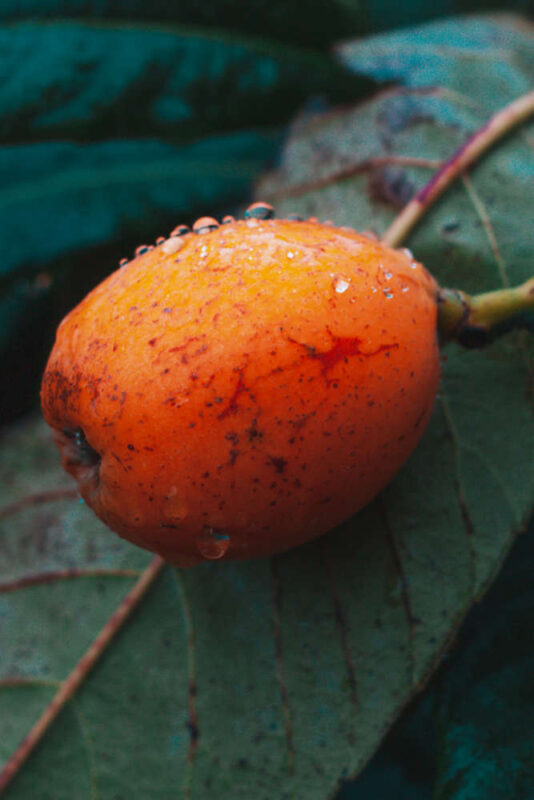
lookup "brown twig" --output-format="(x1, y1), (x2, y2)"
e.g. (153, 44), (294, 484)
(0, 489), (78, 521)
(383, 91), (534, 248)
(0, 555), (165, 795)
(263, 155), (440, 201)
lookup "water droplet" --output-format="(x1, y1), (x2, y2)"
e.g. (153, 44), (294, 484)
(383, 270), (393, 280)
(401, 286), (409, 293)
(307, 216), (319, 223)
(156, 236), (165, 245)
(197, 526), (230, 560)
(401, 247), (414, 260)
(193, 217), (219, 234)
(287, 251), (295, 259)
(161, 237), (185, 255)
(383, 288), (394, 299)
(244, 201), (275, 220)
(222, 215), (235, 224)
(286, 213), (303, 221)
(135, 245), (153, 257)
(170, 225), (190, 237)
(119, 257), (129, 267)
(164, 487), (188, 523)
(333, 275), (350, 294)
(371, 286), (378, 293)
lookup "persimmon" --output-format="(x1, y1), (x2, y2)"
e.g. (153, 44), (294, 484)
(41, 203), (441, 565)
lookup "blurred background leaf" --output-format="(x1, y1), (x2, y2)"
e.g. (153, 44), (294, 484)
(0, 21), (372, 143)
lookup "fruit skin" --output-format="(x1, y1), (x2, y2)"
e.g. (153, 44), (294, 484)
(41, 218), (440, 565)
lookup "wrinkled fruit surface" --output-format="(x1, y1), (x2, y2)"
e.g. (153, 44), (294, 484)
(41, 217), (440, 565)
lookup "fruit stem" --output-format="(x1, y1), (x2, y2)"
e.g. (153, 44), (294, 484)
(0, 555), (165, 795)
(382, 90), (534, 248)
(437, 278), (534, 347)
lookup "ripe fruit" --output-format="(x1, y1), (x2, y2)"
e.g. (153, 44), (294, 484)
(41, 205), (440, 565)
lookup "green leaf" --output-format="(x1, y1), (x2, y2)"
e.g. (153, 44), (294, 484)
(0, 21), (374, 143)
(1, 14), (533, 800)
(336, 12), (534, 107)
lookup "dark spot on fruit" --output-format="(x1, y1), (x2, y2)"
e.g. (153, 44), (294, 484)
(246, 419), (262, 442)
(229, 449), (239, 465)
(268, 456), (288, 474)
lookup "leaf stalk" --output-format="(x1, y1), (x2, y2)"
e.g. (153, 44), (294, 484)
(437, 278), (534, 347)
(383, 90), (534, 248)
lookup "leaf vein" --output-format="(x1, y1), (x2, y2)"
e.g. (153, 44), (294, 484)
(319, 539), (358, 734)
(439, 394), (477, 597)
(0, 569), (142, 594)
(270, 557), (295, 775)
(172, 571), (199, 799)
(379, 498), (417, 687)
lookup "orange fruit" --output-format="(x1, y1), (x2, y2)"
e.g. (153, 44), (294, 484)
(41, 205), (440, 565)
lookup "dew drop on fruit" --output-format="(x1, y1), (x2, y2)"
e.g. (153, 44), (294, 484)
(164, 487), (188, 522)
(161, 237), (185, 255)
(170, 225), (190, 237)
(333, 275), (350, 294)
(193, 217), (219, 234)
(244, 201), (275, 220)
(197, 527), (230, 560)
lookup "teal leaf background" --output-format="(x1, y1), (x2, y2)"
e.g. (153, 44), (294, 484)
(0, 22), (372, 143)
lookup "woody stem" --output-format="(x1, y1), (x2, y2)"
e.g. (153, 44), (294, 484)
(382, 90), (534, 249)
(437, 277), (534, 347)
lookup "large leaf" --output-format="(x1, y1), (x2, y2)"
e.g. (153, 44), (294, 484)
(1, 14), (534, 799)
(0, 21), (374, 144)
